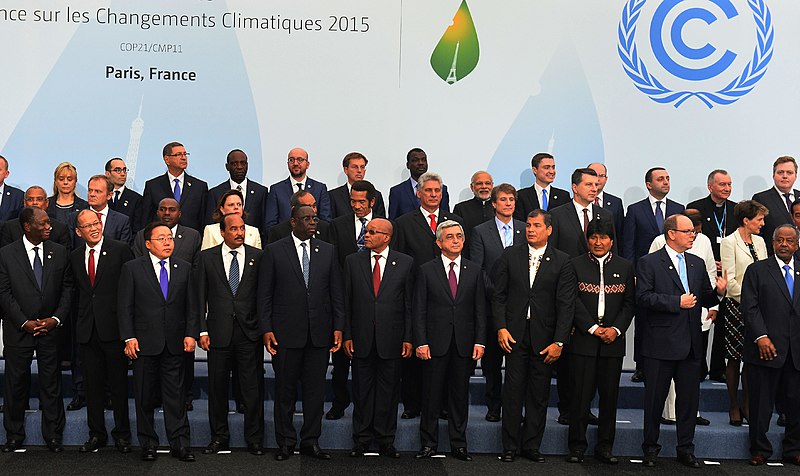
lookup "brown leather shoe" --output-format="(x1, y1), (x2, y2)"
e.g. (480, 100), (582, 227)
(749, 454), (767, 466)
(783, 455), (800, 466)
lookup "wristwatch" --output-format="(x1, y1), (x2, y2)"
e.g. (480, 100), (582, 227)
(555, 341), (563, 347)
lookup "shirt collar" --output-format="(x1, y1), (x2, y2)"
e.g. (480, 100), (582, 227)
(572, 199), (591, 215)
(443, 254), (462, 269)
(22, 235), (40, 253)
(420, 207), (439, 218)
(92, 204), (108, 215)
(528, 243), (547, 256)
(664, 243), (683, 262)
(88, 237), (104, 253)
(149, 252), (168, 266)
(648, 194), (665, 207)
(114, 185), (126, 194)
(495, 216), (512, 232)
(230, 178), (248, 190)
(170, 224), (179, 236)
(222, 241), (243, 255)
(356, 212), (373, 224)
(776, 255), (794, 272)
(371, 246), (389, 261)
(292, 176), (307, 189)
(168, 171), (185, 183)
(534, 182), (551, 196)
(291, 232), (310, 249)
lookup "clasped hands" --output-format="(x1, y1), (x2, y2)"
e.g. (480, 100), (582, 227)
(592, 326), (618, 344)
(22, 317), (57, 337)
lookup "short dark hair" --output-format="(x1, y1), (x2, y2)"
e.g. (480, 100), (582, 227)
(212, 189), (248, 222)
(351, 180), (376, 203)
(342, 152), (367, 167)
(18, 206), (37, 228)
(527, 209), (552, 227)
(104, 157), (123, 172)
(406, 148), (425, 161)
(586, 218), (615, 239)
(144, 221), (170, 241)
(571, 167), (598, 186)
(162, 141), (183, 157)
(491, 183), (517, 202)
(735, 200), (769, 227)
(219, 213), (242, 231)
(531, 152), (553, 169)
(289, 190), (312, 207)
(645, 167), (666, 183)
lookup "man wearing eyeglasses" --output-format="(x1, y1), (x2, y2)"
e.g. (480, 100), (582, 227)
(142, 142), (208, 232)
(264, 147), (331, 231)
(636, 214), (727, 468)
(71, 175), (132, 248)
(105, 158), (144, 232)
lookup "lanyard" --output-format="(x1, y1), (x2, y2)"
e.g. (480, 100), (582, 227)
(712, 205), (726, 237)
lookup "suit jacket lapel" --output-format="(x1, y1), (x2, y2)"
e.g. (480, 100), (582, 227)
(93, 242), (109, 287)
(241, 246), (256, 287)
(567, 206), (588, 252)
(435, 258), (455, 302)
(142, 256), (166, 302)
(658, 248), (686, 292)
(213, 247), (232, 297)
(413, 211), (433, 235)
(767, 258), (793, 304)
(377, 251), (398, 298)
(16, 241), (40, 290)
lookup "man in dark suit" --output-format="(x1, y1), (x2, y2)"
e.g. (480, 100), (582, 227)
(1, 186), (72, 249)
(393, 172), (462, 419)
(388, 148), (450, 220)
(741, 224), (800, 466)
(142, 141), (209, 232)
(70, 209), (134, 453)
(514, 152), (571, 221)
(493, 210), (577, 463)
(71, 175), (132, 247)
(414, 220), (486, 461)
(636, 214), (726, 468)
(198, 214), (265, 456)
(566, 219), (635, 464)
(119, 221), (199, 462)
(623, 167), (684, 382)
(470, 183), (526, 422)
(207, 149), (269, 239)
(329, 152), (386, 219)
(752, 156), (800, 253)
(327, 180), (379, 420)
(0, 207), (72, 453)
(0, 155), (25, 227)
(343, 218), (413, 458)
(548, 167), (615, 425)
(453, 171), (495, 257)
(259, 204), (345, 461)
(687, 169), (737, 382)
(105, 158), (144, 232)
(588, 162), (625, 250)
(267, 190), (331, 243)
(264, 147), (331, 229)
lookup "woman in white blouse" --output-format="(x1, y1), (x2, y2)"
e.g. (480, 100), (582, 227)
(201, 189), (262, 250)
(719, 200), (768, 426)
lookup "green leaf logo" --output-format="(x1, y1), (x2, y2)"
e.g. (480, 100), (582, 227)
(430, 0), (480, 84)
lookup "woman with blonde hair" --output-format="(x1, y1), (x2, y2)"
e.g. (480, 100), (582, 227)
(47, 161), (88, 224)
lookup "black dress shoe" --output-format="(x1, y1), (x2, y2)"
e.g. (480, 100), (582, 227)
(520, 449), (545, 463)
(325, 408), (344, 420)
(708, 373), (726, 383)
(642, 455), (657, 467)
(248, 443), (265, 456)
(557, 415), (569, 425)
(79, 437), (105, 453)
(415, 446), (436, 458)
(439, 409), (449, 420)
(349, 445), (367, 457)
(452, 447), (472, 461)
(67, 396), (86, 411)
(141, 447), (157, 461)
(202, 440), (229, 454)
(588, 412), (600, 425)
(695, 415), (710, 426)
(500, 450), (515, 462)
(631, 370), (645, 382)
(275, 446), (293, 461)
(660, 417), (676, 425)
(171, 447), (195, 462)
(401, 410), (420, 419)
(115, 439), (132, 454)
(380, 444), (400, 459)
(485, 411), (501, 422)
(565, 451), (584, 463)
(2, 440), (23, 452)
(778, 413), (787, 427)
(185, 401), (194, 412)
(47, 439), (63, 453)
(237, 403), (247, 414)
(300, 444), (331, 460)
(677, 453), (701, 468)
(595, 451), (619, 464)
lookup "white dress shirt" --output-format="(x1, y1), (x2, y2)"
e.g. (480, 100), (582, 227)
(291, 177), (308, 192)
(168, 171), (185, 193)
(572, 200), (592, 232)
(291, 233), (311, 267)
(21, 236), (61, 326)
(230, 178), (248, 205)
(648, 194), (667, 216)
(84, 236), (104, 276)
(370, 247), (389, 281)
(149, 253), (170, 281)
(354, 212), (373, 241)
(221, 242), (245, 282)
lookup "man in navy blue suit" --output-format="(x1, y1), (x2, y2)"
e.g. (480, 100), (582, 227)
(71, 175), (132, 247)
(588, 162), (624, 251)
(513, 152), (571, 221)
(207, 149), (269, 239)
(106, 158), (144, 232)
(388, 148), (450, 220)
(328, 152), (386, 219)
(636, 214), (726, 468)
(0, 155), (25, 227)
(265, 147), (331, 230)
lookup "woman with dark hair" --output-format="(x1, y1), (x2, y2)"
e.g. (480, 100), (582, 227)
(201, 189), (262, 250)
(719, 200), (769, 426)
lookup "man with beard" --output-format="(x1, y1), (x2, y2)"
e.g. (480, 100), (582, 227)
(453, 171), (495, 258)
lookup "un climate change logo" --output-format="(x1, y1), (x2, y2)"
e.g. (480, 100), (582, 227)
(618, 0), (774, 108)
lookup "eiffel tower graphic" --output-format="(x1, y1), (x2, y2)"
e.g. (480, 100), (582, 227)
(446, 42), (460, 84)
(125, 97), (145, 190)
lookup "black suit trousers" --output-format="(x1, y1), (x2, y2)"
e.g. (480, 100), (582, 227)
(746, 348), (800, 458)
(81, 326), (130, 442)
(501, 330), (553, 452)
(330, 347), (351, 411)
(420, 338), (472, 449)
(641, 355), (701, 456)
(481, 325), (504, 414)
(207, 323), (264, 445)
(3, 338), (65, 442)
(132, 350), (190, 450)
(351, 344), (402, 447)
(272, 344), (329, 448)
(401, 356), (422, 413)
(556, 346), (572, 416)
(568, 353), (623, 453)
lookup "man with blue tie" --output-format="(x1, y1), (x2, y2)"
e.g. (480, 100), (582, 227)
(636, 214), (727, 468)
(514, 153), (571, 221)
(388, 148), (451, 220)
(264, 147), (331, 230)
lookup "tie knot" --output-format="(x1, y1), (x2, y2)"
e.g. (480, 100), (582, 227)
(230, 250), (237, 257)
(359, 217), (367, 224)
(159, 260), (166, 268)
(89, 249), (95, 255)
(656, 200), (663, 206)
(677, 253), (684, 262)
(33, 246), (39, 252)
(503, 224), (510, 231)
(785, 264), (791, 272)
(174, 178), (179, 185)
(582, 208), (588, 213)
(374, 255), (381, 263)
(236, 185), (242, 191)
(301, 242), (307, 249)
(429, 213), (435, 220)
(449, 261), (456, 270)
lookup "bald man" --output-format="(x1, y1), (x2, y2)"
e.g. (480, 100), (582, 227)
(264, 147), (331, 230)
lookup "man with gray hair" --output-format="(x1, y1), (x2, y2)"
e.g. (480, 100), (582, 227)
(394, 172), (462, 419)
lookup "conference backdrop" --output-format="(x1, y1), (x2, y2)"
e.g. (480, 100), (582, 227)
(1, 0), (795, 204)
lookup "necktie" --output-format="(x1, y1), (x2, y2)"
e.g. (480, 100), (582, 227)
(88, 249), (95, 286)
(301, 242), (309, 287)
(784, 264), (794, 299)
(582, 208), (590, 237)
(173, 178), (181, 202)
(448, 262), (458, 299)
(236, 184), (243, 192)
(236, 184), (245, 205)
(296, 183), (303, 191)
(785, 193), (793, 212)
(159, 260), (169, 299)
(114, 190), (120, 204)
(655, 200), (664, 231)
(372, 255), (382, 296)
(357, 217), (367, 251)
(503, 224), (511, 248)
(32, 246), (43, 289)
(96, 211), (103, 225)
(677, 254), (689, 292)
(429, 213), (437, 233)
(594, 197), (600, 206)
(229, 250), (240, 295)
(541, 188), (548, 211)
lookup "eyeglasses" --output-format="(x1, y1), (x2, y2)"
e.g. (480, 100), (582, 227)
(774, 237), (798, 245)
(167, 152), (190, 158)
(77, 221), (102, 230)
(149, 236), (175, 243)
(288, 157), (307, 164)
(596, 174), (608, 178)
(298, 216), (319, 223)
(25, 197), (47, 203)
(670, 229), (697, 236)
(109, 167), (128, 173)
(365, 229), (389, 236)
